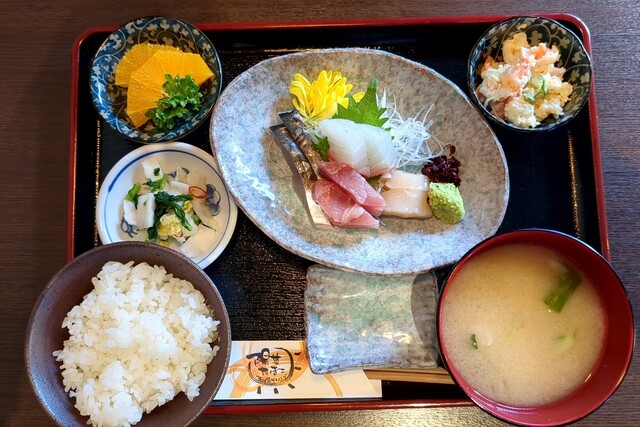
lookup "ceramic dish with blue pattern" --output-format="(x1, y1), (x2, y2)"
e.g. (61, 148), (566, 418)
(96, 142), (238, 269)
(467, 16), (592, 132)
(90, 16), (222, 143)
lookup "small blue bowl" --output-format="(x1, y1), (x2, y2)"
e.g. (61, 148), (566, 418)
(468, 16), (592, 132)
(90, 16), (222, 143)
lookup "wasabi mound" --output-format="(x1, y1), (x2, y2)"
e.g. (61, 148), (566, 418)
(428, 182), (465, 224)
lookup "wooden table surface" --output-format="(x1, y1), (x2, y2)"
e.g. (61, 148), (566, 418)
(2, 1), (638, 425)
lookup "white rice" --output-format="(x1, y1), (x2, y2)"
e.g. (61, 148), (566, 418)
(53, 261), (220, 427)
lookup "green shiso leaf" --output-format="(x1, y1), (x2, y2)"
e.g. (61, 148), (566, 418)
(333, 78), (388, 128)
(313, 135), (330, 161)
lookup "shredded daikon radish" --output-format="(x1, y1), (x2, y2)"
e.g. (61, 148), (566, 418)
(378, 91), (445, 171)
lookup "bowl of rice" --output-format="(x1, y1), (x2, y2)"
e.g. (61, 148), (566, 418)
(25, 241), (231, 426)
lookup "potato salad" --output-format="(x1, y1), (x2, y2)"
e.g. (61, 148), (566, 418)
(477, 32), (573, 128)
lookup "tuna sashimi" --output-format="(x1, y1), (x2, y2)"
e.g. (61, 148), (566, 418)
(317, 160), (386, 217)
(312, 179), (379, 229)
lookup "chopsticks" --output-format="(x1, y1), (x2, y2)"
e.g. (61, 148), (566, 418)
(364, 367), (454, 384)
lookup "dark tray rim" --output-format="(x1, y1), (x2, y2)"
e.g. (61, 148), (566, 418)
(67, 13), (610, 264)
(67, 13), (609, 415)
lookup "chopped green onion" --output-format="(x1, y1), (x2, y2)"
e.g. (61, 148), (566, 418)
(544, 266), (582, 313)
(471, 334), (478, 349)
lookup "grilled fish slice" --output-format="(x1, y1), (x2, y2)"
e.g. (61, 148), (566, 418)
(269, 124), (331, 229)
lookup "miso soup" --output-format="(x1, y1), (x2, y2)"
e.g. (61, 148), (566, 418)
(440, 243), (605, 407)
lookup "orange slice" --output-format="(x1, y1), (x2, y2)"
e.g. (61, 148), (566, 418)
(126, 50), (214, 127)
(127, 110), (151, 129)
(115, 43), (180, 87)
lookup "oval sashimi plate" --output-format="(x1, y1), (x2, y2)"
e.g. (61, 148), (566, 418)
(96, 142), (238, 269)
(210, 48), (508, 275)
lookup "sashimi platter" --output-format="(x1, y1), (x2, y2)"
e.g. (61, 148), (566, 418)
(210, 48), (509, 275)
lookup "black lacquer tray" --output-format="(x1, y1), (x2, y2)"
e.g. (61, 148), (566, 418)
(68, 14), (607, 413)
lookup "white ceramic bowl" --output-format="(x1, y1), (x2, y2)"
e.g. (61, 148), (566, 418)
(96, 142), (238, 269)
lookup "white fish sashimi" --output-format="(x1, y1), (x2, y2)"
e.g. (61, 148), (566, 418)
(319, 119), (370, 176)
(358, 124), (399, 177)
(320, 119), (399, 177)
(381, 189), (432, 218)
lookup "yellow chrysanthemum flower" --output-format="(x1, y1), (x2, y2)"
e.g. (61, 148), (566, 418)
(290, 70), (364, 124)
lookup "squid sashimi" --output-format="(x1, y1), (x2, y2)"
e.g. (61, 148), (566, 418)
(312, 179), (379, 229)
(320, 119), (370, 176)
(381, 169), (428, 191)
(381, 189), (432, 219)
(380, 169), (432, 219)
(357, 123), (399, 177)
(317, 160), (386, 217)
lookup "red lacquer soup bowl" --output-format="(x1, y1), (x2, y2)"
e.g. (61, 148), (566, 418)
(437, 229), (634, 426)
